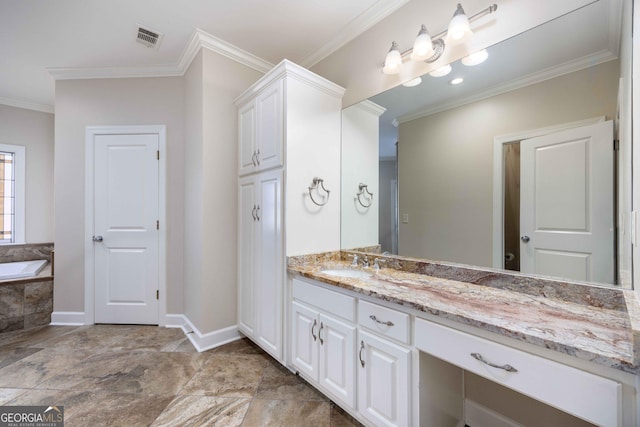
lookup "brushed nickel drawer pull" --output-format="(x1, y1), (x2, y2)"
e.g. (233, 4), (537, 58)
(471, 353), (518, 373)
(369, 315), (394, 327)
(318, 322), (324, 345)
(359, 340), (365, 367)
(311, 319), (317, 342)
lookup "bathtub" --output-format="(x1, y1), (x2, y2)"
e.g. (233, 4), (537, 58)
(0, 259), (48, 280)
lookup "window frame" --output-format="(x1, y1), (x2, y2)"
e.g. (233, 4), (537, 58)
(0, 144), (25, 244)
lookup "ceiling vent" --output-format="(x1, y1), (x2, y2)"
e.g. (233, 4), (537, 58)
(136, 25), (163, 49)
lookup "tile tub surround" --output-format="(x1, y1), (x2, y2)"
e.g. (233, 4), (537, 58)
(287, 252), (640, 374)
(0, 324), (363, 427)
(0, 277), (53, 333)
(0, 242), (54, 264)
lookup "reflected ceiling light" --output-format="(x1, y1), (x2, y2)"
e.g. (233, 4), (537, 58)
(448, 3), (473, 43)
(381, 4), (497, 75)
(449, 77), (464, 85)
(462, 49), (489, 66)
(410, 25), (434, 61)
(429, 64), (452, 77)
(402, 77), (423, 87)
(383, 41), (402, 75)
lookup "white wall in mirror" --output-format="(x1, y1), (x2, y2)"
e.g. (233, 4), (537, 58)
(341, 100), (384, 250)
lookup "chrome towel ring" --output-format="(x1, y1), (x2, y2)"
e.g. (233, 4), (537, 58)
(356, 183), (374, 208)
(309, 177), (330, 206)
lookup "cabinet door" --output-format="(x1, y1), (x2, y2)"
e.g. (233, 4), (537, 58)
(238, 101), (256, 176)
(237, 176), (256, 336)
(256, 80), (283, 171)
(292, 301), (319, 381)
(255, 170), (283, 360)
(358, 330), (411, 427)
(319, 313), (356, 409)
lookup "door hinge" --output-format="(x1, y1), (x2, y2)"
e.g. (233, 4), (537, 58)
(157, 150), (160, 160)
(156, 290), (159, 300)
(156, 220), (159, 230)
(613, 139), (619, 151)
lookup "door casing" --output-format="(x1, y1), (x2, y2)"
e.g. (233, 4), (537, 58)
(84, 125), (167, 325)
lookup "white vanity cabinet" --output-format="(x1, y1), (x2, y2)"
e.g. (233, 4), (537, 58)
(415, 318), (622, 427)
(291, 277), (357, 409)
(238, 169), (283, 360)
(238, 80), (283, 176)
(357, 300), (412, 427)
(236, 60), (344, 364)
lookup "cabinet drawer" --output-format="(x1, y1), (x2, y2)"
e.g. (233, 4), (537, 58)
(414, 318), (621, 427)
(292, 278), (355, 322)
(358, 300), (410, 344)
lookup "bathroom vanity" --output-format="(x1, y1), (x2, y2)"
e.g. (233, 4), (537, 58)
(287, 252), (640, 427)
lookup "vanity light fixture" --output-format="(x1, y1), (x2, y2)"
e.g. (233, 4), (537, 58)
(449, 77), (464, 85)
(383, 42), (403, 75)
(429, 64), (452, 77)
(381, 3), (497, 75)
(448, 3), (473, 43)
(462, 49), (489, 66)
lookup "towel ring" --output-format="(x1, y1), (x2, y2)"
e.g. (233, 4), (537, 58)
(309, 177), (330, 206)
(356, 183), (374, 208)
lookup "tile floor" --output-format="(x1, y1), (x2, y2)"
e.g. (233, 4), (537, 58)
(0, 324), (363, 426)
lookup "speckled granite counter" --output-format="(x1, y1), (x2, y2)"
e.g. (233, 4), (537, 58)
(288, 252), (640, 375)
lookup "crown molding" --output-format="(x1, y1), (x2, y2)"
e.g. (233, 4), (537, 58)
(0, 97), (54, 114)
(301, 0), (411, 68)
(352, 99), (387, 117)
(399, 49), (618, 124)
(184, 28), (273, 74)
(48, 28), (273, 82)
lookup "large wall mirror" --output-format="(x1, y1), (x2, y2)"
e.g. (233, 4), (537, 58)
(341, 0), (632, 288)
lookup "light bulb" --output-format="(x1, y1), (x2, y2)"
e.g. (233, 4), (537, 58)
(449, 77), (464, 85)
(448, 3), (472, 43)
(410, 25), (434, 61)
(383, 41), (402, 75)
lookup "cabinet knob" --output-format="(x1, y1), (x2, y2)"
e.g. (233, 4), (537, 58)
(521, 235), (530, 243)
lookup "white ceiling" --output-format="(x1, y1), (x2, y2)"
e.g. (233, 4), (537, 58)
(0, 0), (410, 112)
(370, 0), (622, 158)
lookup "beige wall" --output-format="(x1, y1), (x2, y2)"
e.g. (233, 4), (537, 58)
(311, 0), (595, 107)
(398, 60), (619, 267)
(184, 49), (262, 333)
(54, 77), (185, 314)
(0, 105), (54, 243)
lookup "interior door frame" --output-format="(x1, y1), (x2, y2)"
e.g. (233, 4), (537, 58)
(84, 125), (167, 326)
(491, 116), (605, 269)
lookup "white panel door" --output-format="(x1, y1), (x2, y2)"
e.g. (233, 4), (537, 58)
(291, 301), (319, 380)
(93, 133), (159, 324)
(255, 169), (283, 359)
(238, 101), (256, 176)
(319, 313), (356, 409)
(238, 176), (256, 336)
(255, 80), (283, 171)
(358, 330), (411, 427)
(520, 121), (614, 283)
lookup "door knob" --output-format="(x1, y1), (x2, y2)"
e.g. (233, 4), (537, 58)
(92, 235), (103, 242)
(520, 235), (530, 243)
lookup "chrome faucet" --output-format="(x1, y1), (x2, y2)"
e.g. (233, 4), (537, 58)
(373, 258), (386, 270)
(348, 254), (359, 266)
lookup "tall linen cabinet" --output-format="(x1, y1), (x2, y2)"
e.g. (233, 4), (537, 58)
(236, 60), (345, 362)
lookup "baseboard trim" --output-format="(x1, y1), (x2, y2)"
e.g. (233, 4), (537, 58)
(465, 399), (523, 427)
(164, 314), (189, 332)
(181, 315), (242, 352)
(50, 311), (87, 326)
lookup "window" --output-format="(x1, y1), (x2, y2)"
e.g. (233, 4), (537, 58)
(0, 144), (25, 244)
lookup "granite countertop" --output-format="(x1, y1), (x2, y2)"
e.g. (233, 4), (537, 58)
(288, 254), (640, 375)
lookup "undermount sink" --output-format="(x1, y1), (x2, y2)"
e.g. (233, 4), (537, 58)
(320, 268), (372, 279)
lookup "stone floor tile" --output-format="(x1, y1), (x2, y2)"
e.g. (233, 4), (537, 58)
(151, 395), (251, 427)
